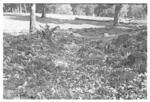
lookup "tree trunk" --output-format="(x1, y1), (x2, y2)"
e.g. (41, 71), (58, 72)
(19, 4), (22, 13)
(143, 4), (147, 14)
(41, 4), (46, 18)
(29, 4), (36, 33)
(23, 4), (27, 13)
(113, 4), (122, 26)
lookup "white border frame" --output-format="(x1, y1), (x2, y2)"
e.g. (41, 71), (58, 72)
(0, 0), (149, 102)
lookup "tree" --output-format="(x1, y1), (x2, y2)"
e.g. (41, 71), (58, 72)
(94, 4), (113, 16)
(46, 4), (57, 14)
(71, 4), (78, 15)
(142, 4), (147, 14)
(55, 4), (73, 15)
(119, 4), (129, 18)
(29, 4), (36, 33)
(70, 4), (87, 15)
(126, 4), (147, 19)
(19, 4), (22, 13)
(41, 4), (47, 18)
(22, 4), (27, 13)
(113, 4), (122, 26)
(3, 4), (18, 12)
(84, 4), (97, 16)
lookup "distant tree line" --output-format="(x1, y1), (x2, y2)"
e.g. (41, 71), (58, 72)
(3, 3), (147, 32)
(3, 3), (147, 19)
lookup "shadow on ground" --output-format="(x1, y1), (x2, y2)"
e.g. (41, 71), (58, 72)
(4, 14), (144, 36)
(4, 14), (113, 26)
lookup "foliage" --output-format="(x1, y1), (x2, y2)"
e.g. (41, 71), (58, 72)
(54, 4), (73, 15)
(70, 4), (87, 15)
(3, 3), (31, 13)
(3, 24), (147, 99)
(120, 5), (129, 17)
(71, 4), (97, 16)
(36, 4), (45, 13)
(94, 4), (114, 17)
(70, 4), (79, 15)
(84, 5), (97, 16)
(3, 3), (147, 19)
(46, 4), (57, 14)
(127, 5), (147, 18)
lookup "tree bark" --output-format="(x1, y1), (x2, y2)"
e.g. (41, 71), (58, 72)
(19, 4), (22, 13)
(23, 4), (27, 13)
(29, 4), (36, 33)
(143, 4), (147, 14)
(113, 4), (122, 26)
(41, 4), (46, 18)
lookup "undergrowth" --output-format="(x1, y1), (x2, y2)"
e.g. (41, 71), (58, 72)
(3, 25), (147, 99)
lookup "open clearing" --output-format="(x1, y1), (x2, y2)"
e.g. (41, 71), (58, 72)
(3, 13), (146, 35)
